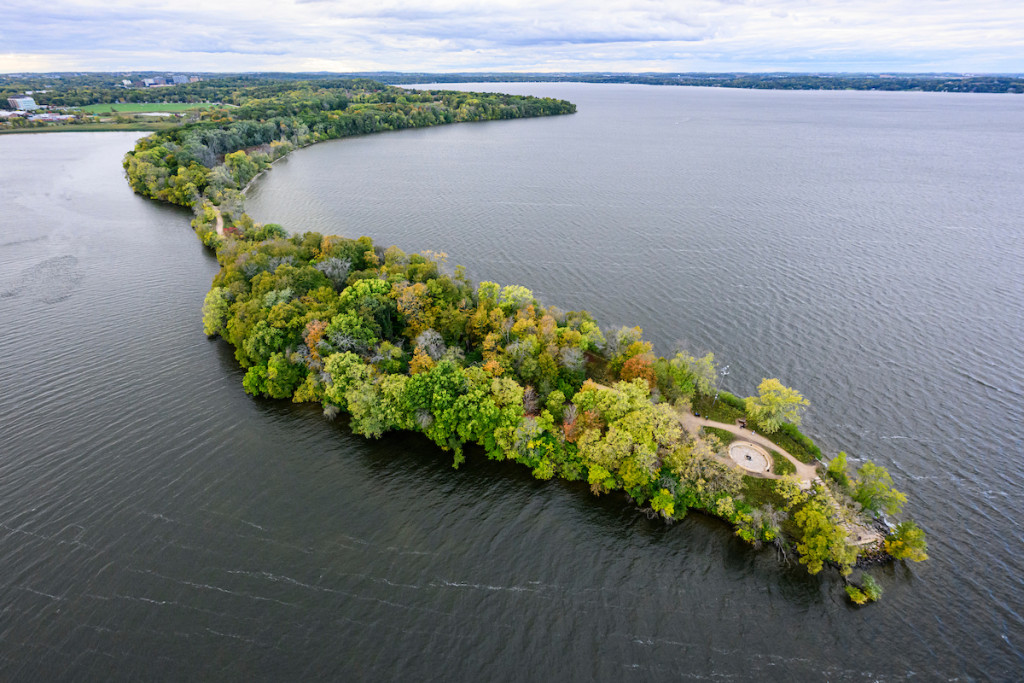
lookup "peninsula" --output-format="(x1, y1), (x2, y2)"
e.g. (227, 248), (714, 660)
(115, 76), (926, 603)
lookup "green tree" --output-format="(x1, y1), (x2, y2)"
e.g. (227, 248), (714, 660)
(885, 521), (928, 562)
(202, 286), (230, 336)
(266, 352), (305, 399)
(165, 163), (209, 206)
(826, 451), (852, 491)
(845, 584), (868, 605)
(345, 379), (392, 438)
(861, 574), (883, 601)
(224, 150), (261, 187)
(670, 351), (717, 396)
(545, 389), (566, 421)
(572, 380), (682, 497)
(650, 488), (675, 518)
(498, 285), (534, 315)
(242, 363), (269, 396)
(853, 462), (907, 516)
(241, 319), (287, 367)
(587, 464), (617, 495)
(845, 574), (882, 604)
(663, 434), (743, 509)
(744, 378), (809, 434)
(794, 499), (857, 575)
(324, 352), (372, 405)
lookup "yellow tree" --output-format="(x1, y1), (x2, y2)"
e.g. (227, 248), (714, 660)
(744, 378), (809, 434)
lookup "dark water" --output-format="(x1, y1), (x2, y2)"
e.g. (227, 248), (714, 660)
(1, 84), (1022, 680)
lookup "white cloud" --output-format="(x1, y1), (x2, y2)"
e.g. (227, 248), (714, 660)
(1, 0), (1022, 72)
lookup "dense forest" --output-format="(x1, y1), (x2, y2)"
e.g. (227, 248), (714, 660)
(365, 71), (1024, 93)
(120, 76), (925, 600)
(119, 78), (574, 207)
(5, 72), (1022, 106)
(1, 74), (321, 107)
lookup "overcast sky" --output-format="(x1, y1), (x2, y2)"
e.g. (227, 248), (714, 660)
(3, 0), (1023, 74)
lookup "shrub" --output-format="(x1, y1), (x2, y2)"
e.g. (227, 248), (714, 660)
(861, 575), (883, 602)
(846, 575), (882, 604)
(845, 585), (868, 605)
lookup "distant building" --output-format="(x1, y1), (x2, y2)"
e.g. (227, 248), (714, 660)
(143, 78), (155, 87)
(28, 113), (75, 122)
(7, 96), (38, 110)
(152, 76), (167, 86)
(122, 79), (132, 87)
(172, 75), (189, 85)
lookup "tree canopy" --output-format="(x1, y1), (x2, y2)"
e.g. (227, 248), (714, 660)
(744, 378), (810, 434)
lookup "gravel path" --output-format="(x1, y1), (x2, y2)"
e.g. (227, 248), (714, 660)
(677, 410), (820, 484)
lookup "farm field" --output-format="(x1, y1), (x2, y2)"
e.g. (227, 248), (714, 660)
(79, 102), (218, 114)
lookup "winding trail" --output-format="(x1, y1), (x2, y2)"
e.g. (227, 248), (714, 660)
(677, 411), (820, 483)
(676, 410), (882, 546)
(214, 206), (224, 237)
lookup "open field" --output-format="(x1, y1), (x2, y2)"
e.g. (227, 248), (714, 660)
(0, 121), (178, 134)
(78, 102), (218, 114)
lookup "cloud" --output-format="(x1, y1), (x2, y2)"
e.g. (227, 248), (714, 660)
(1, 0), (1022, 72)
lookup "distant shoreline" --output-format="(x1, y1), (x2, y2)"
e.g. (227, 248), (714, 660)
(366, 72), (1024, 94)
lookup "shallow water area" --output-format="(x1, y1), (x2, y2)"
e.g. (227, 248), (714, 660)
(2, 84), (1023, 679)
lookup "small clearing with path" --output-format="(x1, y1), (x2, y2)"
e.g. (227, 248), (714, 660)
(675, 408), (883, 547)
(677, 410), (819, 484)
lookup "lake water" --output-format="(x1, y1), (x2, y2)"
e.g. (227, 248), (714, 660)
(2, 84), (1023, 680)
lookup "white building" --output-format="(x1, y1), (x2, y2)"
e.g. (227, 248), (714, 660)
(7, 96), (38, 110)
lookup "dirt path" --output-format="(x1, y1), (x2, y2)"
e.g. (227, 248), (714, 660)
(588, 381), (819, 484)
(678, 411), (819, 483)
(214, 207), (224, 237)
(588, 382), (881, 546)
(681, 412), (881, 545)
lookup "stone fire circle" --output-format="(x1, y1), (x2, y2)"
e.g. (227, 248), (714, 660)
(728, 441), (773, 474)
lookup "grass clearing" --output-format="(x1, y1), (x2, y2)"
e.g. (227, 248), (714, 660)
(741, 477), (787, 509)
(0, 121), (179, 134)
(692, 392), (745, 424)
(691, 391), (822, 465)
(766, 425), (821, 464)
(771, 451), (796, 476)
(703, 427), (736, 445)
(79, 102), (218, 114)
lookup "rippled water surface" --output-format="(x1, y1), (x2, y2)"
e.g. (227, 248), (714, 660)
(2, 85), (1023, 680)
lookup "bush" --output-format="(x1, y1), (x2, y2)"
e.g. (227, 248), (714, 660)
(826, 451), (852, 490)
(704, 427), (736, 445)
(719, 391), (745, 410)
(861, 575), (883, 601)
(845, 585), (868, 605)
(777, 422), (823, 460)
(846, 574), (882, 604)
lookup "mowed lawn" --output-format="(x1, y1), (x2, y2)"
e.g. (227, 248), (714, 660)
(79, 102), (219, 114)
